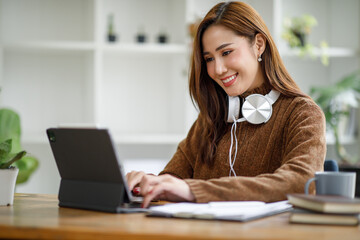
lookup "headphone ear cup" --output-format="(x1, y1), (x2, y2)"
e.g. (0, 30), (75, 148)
(227, 96), (241, 122)
(241, 94), (272, 124)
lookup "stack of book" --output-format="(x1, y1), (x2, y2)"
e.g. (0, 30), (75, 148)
(287, 193), (360, 226)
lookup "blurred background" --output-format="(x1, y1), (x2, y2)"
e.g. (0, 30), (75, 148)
(0, 0), (359, 194)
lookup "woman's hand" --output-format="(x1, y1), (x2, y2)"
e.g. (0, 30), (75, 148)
(126, 170), (147, 194)
(139, 174), (195, 208)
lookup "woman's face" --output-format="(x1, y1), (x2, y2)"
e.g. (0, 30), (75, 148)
(202, 24), (265, 96)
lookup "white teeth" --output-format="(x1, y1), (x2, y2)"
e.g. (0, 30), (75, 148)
(222, 74), (237, 83)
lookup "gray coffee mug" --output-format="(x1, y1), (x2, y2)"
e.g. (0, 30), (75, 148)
(305, 171), (356, 198)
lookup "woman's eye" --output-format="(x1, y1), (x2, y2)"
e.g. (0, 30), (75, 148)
(222, 50), (232, 56)
(205, 57), (214, 63)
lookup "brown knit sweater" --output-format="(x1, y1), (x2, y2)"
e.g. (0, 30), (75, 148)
(160, 84), (326, 203)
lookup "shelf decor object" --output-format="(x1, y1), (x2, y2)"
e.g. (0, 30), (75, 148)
(136, 26), (147, 43)
(282, 14), (329, 66)
(107, 13), (117, 42)
(157, 30), (168, 44)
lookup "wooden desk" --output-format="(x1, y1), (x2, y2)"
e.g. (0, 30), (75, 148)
(0, 194), (359, 240)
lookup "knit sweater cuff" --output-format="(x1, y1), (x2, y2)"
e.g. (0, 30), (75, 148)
(185, 179), (208, 203)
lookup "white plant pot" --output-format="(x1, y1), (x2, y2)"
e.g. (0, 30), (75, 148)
(0, 168), (19, 206)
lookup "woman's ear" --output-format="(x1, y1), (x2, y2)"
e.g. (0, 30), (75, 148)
(255, 33), (266, 55)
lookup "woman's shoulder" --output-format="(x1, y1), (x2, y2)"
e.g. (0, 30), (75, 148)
(280, 94), (322, 113)
(278, 94), (325, 123)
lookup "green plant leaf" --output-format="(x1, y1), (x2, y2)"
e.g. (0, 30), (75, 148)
(336, 70), (360, 91)
(0, 151), (26, 169)
(14, 155), (39, 184)
(0, 109), (22, 153)
(0, 139), (12, 162)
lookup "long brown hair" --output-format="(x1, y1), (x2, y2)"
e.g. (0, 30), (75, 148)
(189, 1), (307, 165)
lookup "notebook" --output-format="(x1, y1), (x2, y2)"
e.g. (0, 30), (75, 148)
(147, 200), (292, 222)
(46, 127), (147, 213)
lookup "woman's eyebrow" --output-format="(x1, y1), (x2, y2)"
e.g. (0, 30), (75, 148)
(203, 43), (234, 55)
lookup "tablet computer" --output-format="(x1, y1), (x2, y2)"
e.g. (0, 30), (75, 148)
(46, 127), (146, 213)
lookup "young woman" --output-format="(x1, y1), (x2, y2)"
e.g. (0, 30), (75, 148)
(126, 1), (326, 208)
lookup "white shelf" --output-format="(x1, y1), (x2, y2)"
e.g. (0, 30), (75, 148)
(323, 48), (359, 57)
(325, 132), (358, 145)
(102, 43), (188, 54)
(113, 133), (185, 145)
(281, 47), (360, 58)
(1, 41), (189, 55)
(2, 41), (95, 52)
(22, 133), (185, 145)
(1, 41), (189, 54)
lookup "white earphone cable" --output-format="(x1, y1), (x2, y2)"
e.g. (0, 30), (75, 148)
(229, 116), (245, 177)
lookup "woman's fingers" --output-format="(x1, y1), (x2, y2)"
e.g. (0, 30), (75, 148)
(139, 174), (160, 196)
(142, 183), (167, 208)
(140, 174), (195, 208)
(126, 171), (146, 191)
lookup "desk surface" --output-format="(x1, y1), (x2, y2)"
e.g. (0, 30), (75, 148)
(0, 194), (359, 240)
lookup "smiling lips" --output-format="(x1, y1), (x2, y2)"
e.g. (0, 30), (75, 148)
(221, 73), (237, 87)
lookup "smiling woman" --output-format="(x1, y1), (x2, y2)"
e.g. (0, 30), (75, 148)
(126, 1), (326, 208)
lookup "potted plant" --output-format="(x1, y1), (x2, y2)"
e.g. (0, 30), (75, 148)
(282, 14), (329, 66)
(0, 108), (39, 205)
(0, 140), (26, 205)
(311, 70), (360, 196)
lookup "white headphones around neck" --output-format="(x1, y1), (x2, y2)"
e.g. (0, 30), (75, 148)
(226, 90), (280, 124)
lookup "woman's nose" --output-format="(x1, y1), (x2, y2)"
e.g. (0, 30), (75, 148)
(215, 60), (227, 75)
